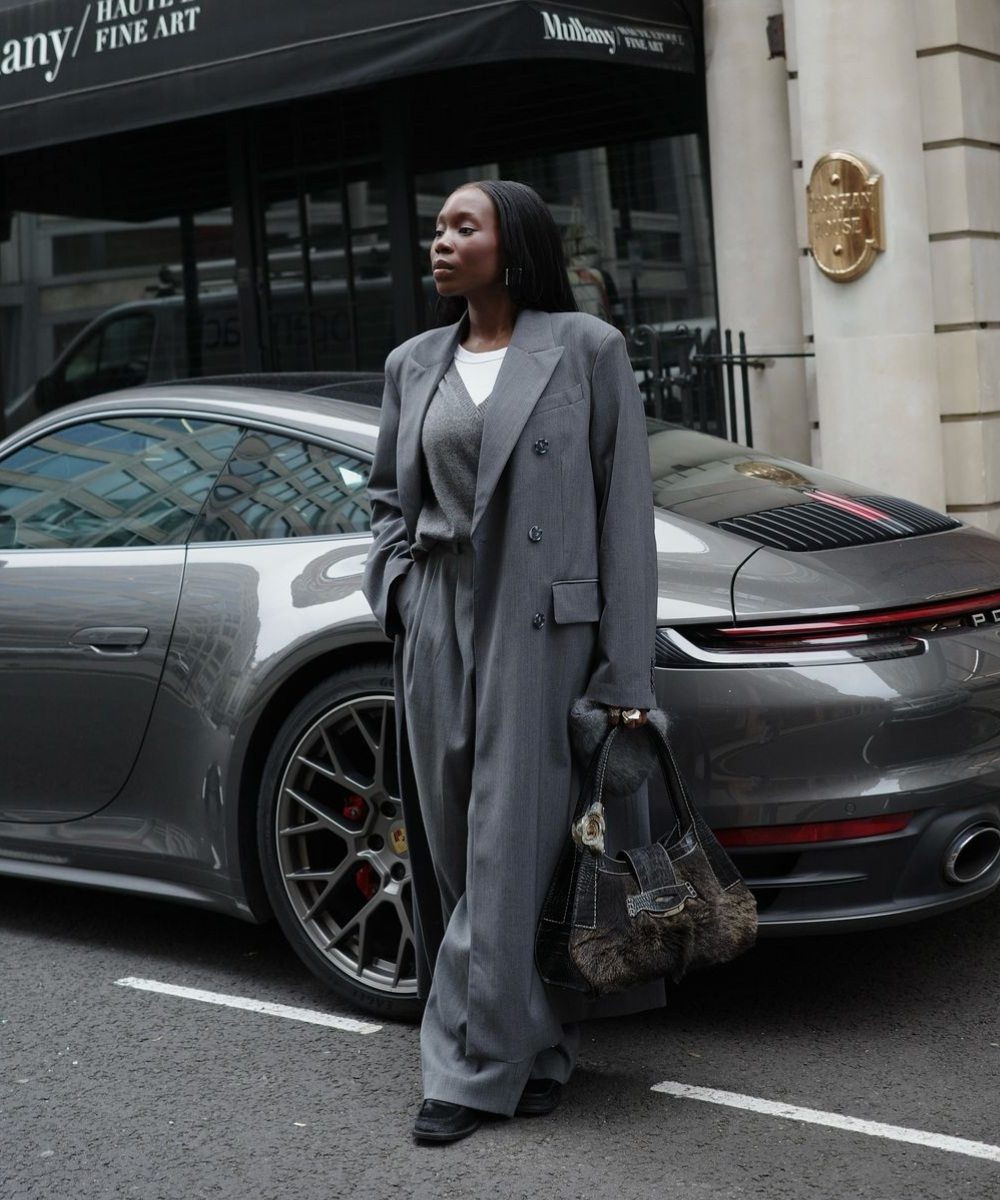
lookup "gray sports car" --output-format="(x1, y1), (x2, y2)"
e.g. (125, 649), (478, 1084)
(2, 382), (1000, 1019)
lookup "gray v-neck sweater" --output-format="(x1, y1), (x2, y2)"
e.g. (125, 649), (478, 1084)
(413, 361), (492, 551)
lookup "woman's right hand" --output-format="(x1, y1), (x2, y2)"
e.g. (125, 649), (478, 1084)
(392, 563), (421, 631)
(605, 706), (648, 730)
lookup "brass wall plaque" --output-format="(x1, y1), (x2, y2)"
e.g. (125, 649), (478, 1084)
(807, 152), (885, 282)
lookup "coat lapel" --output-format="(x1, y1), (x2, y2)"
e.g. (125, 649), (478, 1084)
(472, 309), (563, 533)
(396, 308), (564, 538)
(396, 319), (464, 538)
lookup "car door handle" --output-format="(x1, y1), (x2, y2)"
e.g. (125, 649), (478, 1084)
(70, 626), (150, 652)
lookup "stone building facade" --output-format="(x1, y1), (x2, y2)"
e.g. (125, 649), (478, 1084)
(706, 0), (1000, 528)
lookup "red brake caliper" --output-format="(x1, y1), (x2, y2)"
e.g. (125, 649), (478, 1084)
(354, 863), (377, 900)
(342, 794), (377, 900)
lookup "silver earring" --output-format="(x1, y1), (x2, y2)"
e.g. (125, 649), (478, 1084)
(505, 266), (523, 288)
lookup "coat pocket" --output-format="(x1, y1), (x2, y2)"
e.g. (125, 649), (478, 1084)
(552, 578), (602, 624)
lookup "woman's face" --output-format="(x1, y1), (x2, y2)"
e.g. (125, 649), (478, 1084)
(431, 186), (504, 299)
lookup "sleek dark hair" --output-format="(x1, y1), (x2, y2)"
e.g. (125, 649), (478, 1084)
(434, 179), (578, 325)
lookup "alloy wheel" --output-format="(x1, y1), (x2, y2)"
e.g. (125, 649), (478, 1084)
(273, 693), (417, 999)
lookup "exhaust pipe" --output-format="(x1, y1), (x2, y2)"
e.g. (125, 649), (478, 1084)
(943, 824), (1000, 885)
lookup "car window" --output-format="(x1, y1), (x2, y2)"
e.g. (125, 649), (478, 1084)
(100, 314), (155, 381)
(57, 313), (155, 405)
(0, 416), (242, 549)
(190, 430), (371, 542)
(62, 327), (101, 388)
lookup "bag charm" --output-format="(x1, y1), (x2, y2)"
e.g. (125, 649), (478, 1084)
(571, 800), (607, 854)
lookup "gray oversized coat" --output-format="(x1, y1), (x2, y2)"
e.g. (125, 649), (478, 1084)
(362, 306), (666, 1062)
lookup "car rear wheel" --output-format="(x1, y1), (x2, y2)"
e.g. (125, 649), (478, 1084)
(258, 663), (420, 1019)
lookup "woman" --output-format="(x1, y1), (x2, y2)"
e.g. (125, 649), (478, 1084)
(362, 180), (663, 1143)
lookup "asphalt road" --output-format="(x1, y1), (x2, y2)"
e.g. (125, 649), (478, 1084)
(2, 875), (999, 1200)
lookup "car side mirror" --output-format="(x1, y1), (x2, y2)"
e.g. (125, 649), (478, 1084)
(0, 512), (18, 549)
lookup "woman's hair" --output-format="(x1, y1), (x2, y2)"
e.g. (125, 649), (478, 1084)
(434, 179), (578, 325)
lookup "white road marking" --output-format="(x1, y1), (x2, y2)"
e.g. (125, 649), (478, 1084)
(115, 977), (382, 1034)
(651, 1081), (1000, 1164)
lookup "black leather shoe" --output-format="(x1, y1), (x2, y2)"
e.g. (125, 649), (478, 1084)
(412, 1099), (483, 1143)
(515, 1078), (562, 1116)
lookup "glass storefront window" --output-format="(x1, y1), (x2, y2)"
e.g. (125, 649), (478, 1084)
(1, 79), (715, 434)
(0, 206), (237, 432)
(415, 134), (715, 335)
(260, 174), (394, 373)
(51, 226), (184, 277)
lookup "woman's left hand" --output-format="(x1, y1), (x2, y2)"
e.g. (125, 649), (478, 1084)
(606, 706), (648, 730)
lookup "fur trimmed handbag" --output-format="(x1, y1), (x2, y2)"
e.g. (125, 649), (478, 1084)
(535, 720), (758, 998)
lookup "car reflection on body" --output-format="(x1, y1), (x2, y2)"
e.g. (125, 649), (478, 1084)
(1, 381), (1000, 1018)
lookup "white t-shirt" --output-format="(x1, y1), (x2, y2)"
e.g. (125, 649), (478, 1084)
(453, 344), (507, 405)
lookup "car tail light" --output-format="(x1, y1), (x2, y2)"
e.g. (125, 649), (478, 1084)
(655, 624), (921, 667)
(716, 812), (913, 848)
(695, 625), (914, 653)
(713, 588), (1000, 644)
(657, 588), (1000, 667)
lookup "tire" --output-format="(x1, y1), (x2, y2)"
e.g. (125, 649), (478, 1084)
(258, 662), (421, 1020)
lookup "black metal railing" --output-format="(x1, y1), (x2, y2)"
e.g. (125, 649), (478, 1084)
(628, 323), (814, 448)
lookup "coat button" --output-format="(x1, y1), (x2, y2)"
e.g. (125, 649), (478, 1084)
(528, 525), (543, 542)
(532, 612), (546, 629)
(533, 438), (549, 455)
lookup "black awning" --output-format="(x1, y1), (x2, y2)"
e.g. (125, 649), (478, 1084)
(0, 1), (697, 157)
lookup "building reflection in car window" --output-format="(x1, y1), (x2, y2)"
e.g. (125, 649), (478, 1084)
(0, 417), (242, 549)
(190, 431), (371, 542)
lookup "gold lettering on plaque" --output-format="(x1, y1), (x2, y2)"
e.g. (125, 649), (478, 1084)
(807, 152), (884, 282)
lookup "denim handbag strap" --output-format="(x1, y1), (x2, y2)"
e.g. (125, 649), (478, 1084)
(584, 719), (693, 838)
(643, 719), (747, 892)
(581, 719), (744, 891)
(571, 722), (621, 821)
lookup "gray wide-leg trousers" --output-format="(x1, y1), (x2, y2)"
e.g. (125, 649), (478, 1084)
(401, 541), (579, 1117)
